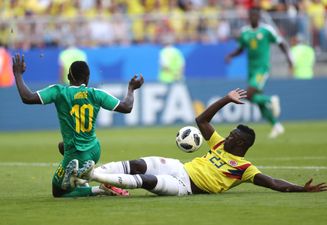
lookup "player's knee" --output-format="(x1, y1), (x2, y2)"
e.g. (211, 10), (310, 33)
(139, 174), (157, 190)
(129, 159), (147, 174)
(52, 184), (65, 198)
(58, 142), (64, 156)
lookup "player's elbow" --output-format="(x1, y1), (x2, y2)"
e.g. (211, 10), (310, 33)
(21, 93), (40, 104)
(21, 96), (33, 104)
(195, 117), (201, 126)
(115, 102), (133, 113)
(121, 105), (132, 113)
(195, 116), (207, 127)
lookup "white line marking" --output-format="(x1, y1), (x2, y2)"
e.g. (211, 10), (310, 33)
(251, 156), (327, 161)
(257, 166), (327, 170)
(0, 162), (326, 170)
(0, 162), (59, 167)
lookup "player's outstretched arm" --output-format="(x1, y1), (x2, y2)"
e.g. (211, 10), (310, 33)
(196, 88), (247, 140)
(253, 173), (327, 192)
(278, 42), (293, 71)
(115, 74), (144, 113)
(12, 54), (41, 104)
(225, 46), (244, 63)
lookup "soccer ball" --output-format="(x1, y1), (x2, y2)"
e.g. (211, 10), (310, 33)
(176, 126), (203, 153)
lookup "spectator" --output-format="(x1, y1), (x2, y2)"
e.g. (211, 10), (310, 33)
(290, 34), (315, 79)
(158, 35), (185, 83)
(305, 0), (326, 50)
(58, 41), (88, 84)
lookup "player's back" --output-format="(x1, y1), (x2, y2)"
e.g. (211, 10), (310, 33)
(37, 84), (120, 151)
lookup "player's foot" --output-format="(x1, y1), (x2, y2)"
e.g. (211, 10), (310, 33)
(99, 183), (130, 196)
(77, 160), (95, 180)
(75, 178), (89, 187)
(61, 159), (78, 190)
(269, 123), (285, 138)
(271, 95), (281, 118)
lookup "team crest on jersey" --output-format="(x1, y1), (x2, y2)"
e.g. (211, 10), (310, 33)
(257, 33), (263, 40)
(229, 160), (238, 167)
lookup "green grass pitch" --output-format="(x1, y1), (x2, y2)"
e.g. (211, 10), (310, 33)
(0, 121), (327, 225)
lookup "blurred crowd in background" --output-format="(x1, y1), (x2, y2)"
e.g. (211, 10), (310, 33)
(0, 0), (327, 51)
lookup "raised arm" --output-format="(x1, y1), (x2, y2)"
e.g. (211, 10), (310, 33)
(115, 74), (144, 113)
(195, 88), (247, 140)
(278, 41), (293, 70)
(12, 54), (41, 104)
(254, 173), (327, 192)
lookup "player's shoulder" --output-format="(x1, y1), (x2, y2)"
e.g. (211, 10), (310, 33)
(45, 84), (65, 90)
(92, 87), (117, 98)
(240, 25), (252, 34)
(259, 23), (278, 35)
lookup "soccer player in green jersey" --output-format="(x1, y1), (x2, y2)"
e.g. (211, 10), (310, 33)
(225, 7), (293, 138)
(12, 53), (144, 197)
(70, 88), (326, 196)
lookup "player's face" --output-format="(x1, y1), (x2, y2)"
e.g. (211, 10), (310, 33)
(224, 129), (246, 150)
(249, 11), (260, 27)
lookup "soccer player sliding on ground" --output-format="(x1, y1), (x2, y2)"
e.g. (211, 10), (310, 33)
(71, 88), (326, 196)
(12, 53), (144, 197)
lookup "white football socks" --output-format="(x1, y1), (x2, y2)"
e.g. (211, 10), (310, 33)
(92, 173), (142, 189)
(95, 161), (130, 174)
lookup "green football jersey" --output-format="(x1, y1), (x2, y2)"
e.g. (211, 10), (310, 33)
(37, 84), (120, 151)
(238, 23), (282, 72)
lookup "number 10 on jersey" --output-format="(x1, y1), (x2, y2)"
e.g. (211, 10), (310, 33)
(70, 104), (94, 133)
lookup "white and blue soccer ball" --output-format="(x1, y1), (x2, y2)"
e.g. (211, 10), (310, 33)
(176, 126), (203, 153)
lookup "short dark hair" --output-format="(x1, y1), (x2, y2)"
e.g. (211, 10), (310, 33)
(249, 7), (261, 14)
(69, 61), (90, 82)
(237, 124), (256, 148)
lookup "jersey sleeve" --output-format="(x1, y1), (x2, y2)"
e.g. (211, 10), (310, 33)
(241, 164), (261, 182)
(36, 84), (61, 104)
(207, 131), (225, 151)
(265, 25), (282, 44)
(94, 88), (120, 111)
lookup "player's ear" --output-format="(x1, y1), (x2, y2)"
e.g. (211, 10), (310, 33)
(68, 73), (72, 81)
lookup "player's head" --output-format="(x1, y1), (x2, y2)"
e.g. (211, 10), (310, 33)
(248, 7), (261, 27)
(224, 124), (256, 155)
(68, 61), (90, 86)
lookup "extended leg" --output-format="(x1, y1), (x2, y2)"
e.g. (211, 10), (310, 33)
(90, 173), (187, 196)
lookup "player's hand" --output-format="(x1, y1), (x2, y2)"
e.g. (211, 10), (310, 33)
(128, 74), (144, 90)
(12, 53), (26, 77)
(227, 88), (247, 104)
(224, 55), (232, 64)
(304, 178), (327, 192)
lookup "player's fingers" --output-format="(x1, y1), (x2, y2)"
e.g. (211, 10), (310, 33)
(317, 183), (326, 188)
(22, 54), (25, 64)
(306, 178), (313, 186)
(139, 74), (144, 83)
